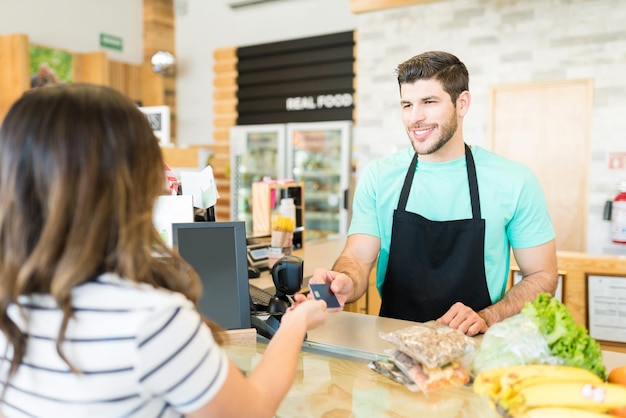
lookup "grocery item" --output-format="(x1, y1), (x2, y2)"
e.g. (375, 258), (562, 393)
(370, 321), (476, 393)
(473, 364), (602, 400)
(520, 406), (618, 417)
(521, 293), (605, 379)
(472, 312), (557, 374)
(472, 293), (605, 380)
(473, 364), (626, 417)
(380, 321), (476, 369)
(608, 365), (626, 386)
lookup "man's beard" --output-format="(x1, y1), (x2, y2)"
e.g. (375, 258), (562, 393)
(410, 110), (458, 156)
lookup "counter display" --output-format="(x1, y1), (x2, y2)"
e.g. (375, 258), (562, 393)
(226, 311), (626, 417)
(226, 341), (499, 418)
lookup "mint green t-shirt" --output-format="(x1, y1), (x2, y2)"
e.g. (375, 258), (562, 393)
(348, 145), (555, 303)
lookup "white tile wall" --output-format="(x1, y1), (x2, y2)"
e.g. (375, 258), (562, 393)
(354, 0), (626, 255)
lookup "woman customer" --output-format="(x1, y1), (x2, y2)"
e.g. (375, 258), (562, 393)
(0, 84), (327, 417)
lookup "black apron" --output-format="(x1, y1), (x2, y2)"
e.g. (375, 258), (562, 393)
(379, 144), (492, 322)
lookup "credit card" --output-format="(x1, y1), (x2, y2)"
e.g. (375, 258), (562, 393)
(309, 283), (341, 309)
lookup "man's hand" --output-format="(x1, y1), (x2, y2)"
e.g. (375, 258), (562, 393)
(308, 268), (355, 308)
(436, 302), (488, 336)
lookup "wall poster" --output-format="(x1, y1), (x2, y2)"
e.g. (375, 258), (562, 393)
(587, 275), (626, 343)
(29, 45), (74, 88)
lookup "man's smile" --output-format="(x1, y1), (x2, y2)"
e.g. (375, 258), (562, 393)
(412, 126), (436, 140)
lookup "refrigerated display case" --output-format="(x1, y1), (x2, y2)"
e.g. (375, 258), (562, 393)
(287, 121), (352, 241)
(230, 121), (352, 241)
(230, 124), (286, 234)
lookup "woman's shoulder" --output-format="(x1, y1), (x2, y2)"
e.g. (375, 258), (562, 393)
(73, 273), (194, 311)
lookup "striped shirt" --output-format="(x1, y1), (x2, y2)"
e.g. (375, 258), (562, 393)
(0, 273), (229, 417)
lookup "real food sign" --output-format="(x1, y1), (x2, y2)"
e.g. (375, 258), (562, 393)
(236, 31), (355, 125)
(285, 94), (353, 111)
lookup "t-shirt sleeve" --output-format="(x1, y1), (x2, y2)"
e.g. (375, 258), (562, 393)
(348, 160), (381, 238)
(136, 300), (229, 413)
(507, 167), (556, 248)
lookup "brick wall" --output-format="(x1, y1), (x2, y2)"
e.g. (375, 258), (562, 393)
(353, 0), (626, 254)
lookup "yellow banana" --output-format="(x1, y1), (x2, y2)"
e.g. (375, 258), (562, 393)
(498, 365), (603, 400)
(474, 364), (602, 400)
(506, 381), (626, 416)
(473, 366), (508, 398)
(520, 406), (614, 417)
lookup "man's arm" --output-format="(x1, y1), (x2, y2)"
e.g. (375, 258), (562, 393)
(309, 234), (380, 305)
(478, 239), (558, 326)
(439, 239), (557, 335)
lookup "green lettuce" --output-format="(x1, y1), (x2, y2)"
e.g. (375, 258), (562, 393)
(521, 293), (606, 380)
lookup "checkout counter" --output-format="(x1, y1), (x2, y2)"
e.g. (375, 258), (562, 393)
(238, 238), (626, 417)
(226, 310), (626, 417)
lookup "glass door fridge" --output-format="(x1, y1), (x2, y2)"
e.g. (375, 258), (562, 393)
(286, 121), (352, 242)
(230, 124), (286, 234)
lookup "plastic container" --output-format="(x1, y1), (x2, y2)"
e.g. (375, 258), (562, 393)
(268, 198), (296, 268)
(611, 181), (626, 244)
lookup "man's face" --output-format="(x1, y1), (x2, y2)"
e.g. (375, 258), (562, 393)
(400, 78), (462, 157)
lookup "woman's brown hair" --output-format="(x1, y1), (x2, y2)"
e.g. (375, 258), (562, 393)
(0, 84), (223, 382)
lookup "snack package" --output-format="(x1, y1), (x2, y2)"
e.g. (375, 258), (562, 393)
(372, 321), (477, 393)
(379, 321), (477, 369)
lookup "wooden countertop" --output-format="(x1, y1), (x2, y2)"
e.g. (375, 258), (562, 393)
(226, 341), (500, 418)
(227, 311), (626, 417)
(305, 311), (626, 371)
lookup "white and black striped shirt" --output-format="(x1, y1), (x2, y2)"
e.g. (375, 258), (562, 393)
(0, 273), (229, 417)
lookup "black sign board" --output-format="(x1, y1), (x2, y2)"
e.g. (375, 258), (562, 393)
(236, 31), (355, 125)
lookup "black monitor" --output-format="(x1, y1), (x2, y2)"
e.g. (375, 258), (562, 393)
(172, 221), (251, 330)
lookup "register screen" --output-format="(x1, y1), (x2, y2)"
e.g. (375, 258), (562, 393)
(172, 221), (251, 330)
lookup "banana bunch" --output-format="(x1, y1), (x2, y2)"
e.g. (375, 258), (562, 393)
(473, 364), (626, 417)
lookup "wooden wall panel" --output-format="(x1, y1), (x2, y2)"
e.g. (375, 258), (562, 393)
(143, 0), (175, 143)
(0, 34), (30, 120)
(212, 46), (238, 221)
(0, 4), (170, 126)
(124, 63), (142, 103)
(139, 62), (164, 106)
(108, 60), (142, 104)
(74, 51), (109, 85)
(161, 147), (200, 168)
(0, 34), (145, 124)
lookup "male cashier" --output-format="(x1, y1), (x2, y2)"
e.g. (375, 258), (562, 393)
(309, 51), (558, 336)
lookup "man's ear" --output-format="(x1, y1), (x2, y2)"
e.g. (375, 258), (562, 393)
(457, 90), (471, 117)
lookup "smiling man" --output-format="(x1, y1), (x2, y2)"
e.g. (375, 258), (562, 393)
(309, 51), (558, 336)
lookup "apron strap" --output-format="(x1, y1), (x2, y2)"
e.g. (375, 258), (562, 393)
(397, 152), (418, 210)
(464, 143), (481, 220)
(397, 144), (481, 219)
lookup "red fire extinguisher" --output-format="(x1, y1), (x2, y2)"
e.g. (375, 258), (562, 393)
(611, 181), (626, 244)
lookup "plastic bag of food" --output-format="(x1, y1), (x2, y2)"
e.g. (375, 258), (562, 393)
(471, 312), (559, 375)
(379, 321), (477, 369)
(373, 321), (477, 393)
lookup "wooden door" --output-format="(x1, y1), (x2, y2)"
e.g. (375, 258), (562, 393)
(490, 80), (593, 252)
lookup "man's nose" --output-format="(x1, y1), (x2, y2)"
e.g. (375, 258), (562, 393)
(410, 106), (426, 124)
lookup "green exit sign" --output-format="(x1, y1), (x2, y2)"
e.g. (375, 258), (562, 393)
(100, 33), (123, 51)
